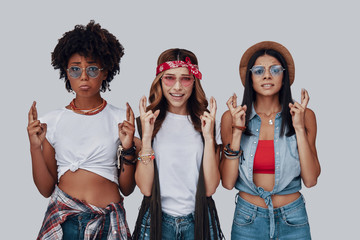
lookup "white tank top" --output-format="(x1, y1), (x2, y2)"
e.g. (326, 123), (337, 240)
(152, 112), (221, 216)
(40, 103), (128, 185)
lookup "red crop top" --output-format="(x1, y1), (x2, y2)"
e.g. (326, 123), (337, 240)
(253, 140), (275, 174)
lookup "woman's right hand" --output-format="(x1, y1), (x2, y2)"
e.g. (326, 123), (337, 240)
(27, 101), (47, 150)
(139, 96), (160, 141)
(226, 93), (247, 128)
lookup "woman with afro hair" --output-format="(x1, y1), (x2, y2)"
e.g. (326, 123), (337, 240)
(27, 20), (139, 239)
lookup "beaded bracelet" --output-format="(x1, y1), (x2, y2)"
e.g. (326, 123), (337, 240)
(117, 142), (137, 170)
(232, 125), (246, 131)
(223, 144), (242, 160)
(138, 150), (155, 165)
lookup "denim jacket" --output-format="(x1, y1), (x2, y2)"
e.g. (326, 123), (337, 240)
(234, 106), (301, 238)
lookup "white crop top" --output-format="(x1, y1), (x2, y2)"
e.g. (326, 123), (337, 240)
(152, 112), (222, 216)
(39, 103), (127, 185)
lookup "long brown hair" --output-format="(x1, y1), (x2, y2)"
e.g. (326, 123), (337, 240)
(147, 48), (208, 138)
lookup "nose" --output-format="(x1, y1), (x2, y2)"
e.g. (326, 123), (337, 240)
(263, 68), (271, 79)
(80, 68), (89, 81)
(173, 79), (183, 90)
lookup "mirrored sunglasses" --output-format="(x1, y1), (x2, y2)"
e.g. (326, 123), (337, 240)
(67, 66), (103, 79)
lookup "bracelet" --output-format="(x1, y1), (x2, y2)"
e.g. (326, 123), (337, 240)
(224, 144), (240, 154)
(223, 144), (242, 160)
(138, 150), (155, 165)
(224, 154), (240, 160)
(232, 125), (246, 131)
(117, 142), (136, 170)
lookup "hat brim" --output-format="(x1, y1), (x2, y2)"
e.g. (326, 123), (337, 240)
(239, 41), (295, 86)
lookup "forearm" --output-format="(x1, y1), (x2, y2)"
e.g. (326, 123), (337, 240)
(134, 137), (154, 196)
(30, 147), (56, 197)
(296, 129), (320, 187)
(203, 138), (220, 196)
(135, 161), (154, 196)
(119, 164), (136, 196)
(220, 129), (242, 189)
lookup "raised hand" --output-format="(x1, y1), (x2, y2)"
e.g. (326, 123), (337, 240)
(226, 93), (247, 128)
(289, 88), (309, 131)
(139, 96), (160, 140)
(27, 101), (47, 150)
(118, 102), (135, 149)
(200, 97), (217, 140)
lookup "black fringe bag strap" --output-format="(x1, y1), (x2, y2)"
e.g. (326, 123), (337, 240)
(195, 155), (225, 239)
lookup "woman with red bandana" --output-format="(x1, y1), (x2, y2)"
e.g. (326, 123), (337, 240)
(132, 48), (224, 240)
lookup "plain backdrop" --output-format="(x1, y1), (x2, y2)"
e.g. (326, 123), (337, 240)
(1, 0), (358, 239)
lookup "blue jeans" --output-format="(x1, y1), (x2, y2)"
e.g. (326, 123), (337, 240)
(61, 212), (110, 240)
(139, 210), (217, 240)
(231, 194), (311, 240)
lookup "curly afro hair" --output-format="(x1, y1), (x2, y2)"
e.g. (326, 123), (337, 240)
(51, 20), (124, 92)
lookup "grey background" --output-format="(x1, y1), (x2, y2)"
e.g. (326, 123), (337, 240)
(1, 0), (358, 239)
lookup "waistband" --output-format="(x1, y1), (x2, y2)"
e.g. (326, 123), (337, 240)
(51, 185), (129, 239)
(52, 185), (124, 213)
(162, 211), (194, 225)
(235, 193), (305, 238)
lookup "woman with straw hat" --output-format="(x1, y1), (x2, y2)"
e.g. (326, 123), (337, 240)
(220, 41), (320, 239)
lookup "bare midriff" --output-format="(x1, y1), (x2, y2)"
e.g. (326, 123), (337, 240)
(58, 169), (120, 208)
(239, 173), (300, 208)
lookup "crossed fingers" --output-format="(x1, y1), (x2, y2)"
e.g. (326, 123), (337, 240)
(289, 89), (310, 115)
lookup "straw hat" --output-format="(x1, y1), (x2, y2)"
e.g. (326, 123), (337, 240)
(239, 41), (295, 86)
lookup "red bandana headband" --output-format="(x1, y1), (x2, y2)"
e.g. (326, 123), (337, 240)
(156, 57), (202, 80)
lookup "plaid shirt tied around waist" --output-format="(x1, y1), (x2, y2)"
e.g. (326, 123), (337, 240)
(37, 185), (131, 240)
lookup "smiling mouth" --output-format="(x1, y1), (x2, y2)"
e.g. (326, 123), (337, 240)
(170, 93), (184, 97)
(261, 84), (274, 88)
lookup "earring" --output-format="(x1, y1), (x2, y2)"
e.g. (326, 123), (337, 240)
(66, 80), (74, 93)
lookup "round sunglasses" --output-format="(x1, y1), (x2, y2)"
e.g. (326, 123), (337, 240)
(67, 66), (103, 79)
(250, 65), (285, 77)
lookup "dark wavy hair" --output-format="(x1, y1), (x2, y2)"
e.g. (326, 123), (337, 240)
(147, 48), (208, 138)
(242, 49), (295, 137)
(51, 20), (124, 92)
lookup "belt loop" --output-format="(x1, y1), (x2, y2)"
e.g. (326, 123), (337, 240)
(235, 193), (239, 204)
(280, 207), (286, 222)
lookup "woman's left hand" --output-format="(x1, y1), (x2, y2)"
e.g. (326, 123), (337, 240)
(118, 102), (135, 149)
(201, 97), (217, 141)
(289, 89), (309, 131)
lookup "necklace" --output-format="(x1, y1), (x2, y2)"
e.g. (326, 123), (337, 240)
(69, 98), (107, 115)
(257, 111), (279, 125)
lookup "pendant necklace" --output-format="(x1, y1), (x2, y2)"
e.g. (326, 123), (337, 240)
(257, 111), (279, 125)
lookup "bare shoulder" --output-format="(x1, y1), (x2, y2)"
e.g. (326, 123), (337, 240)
(305, 108), (316, 125)
(221, 110), (232, 123)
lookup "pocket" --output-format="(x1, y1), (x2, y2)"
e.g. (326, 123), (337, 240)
(286, 135), (299, 159)
(61, 215), (80, 238)
(282, 205), (309, 227)
(233, 206), (255, 226)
